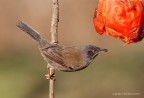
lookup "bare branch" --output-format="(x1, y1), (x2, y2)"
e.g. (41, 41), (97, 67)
(49, 0), (59, 98)
(50, 0), (59, 44)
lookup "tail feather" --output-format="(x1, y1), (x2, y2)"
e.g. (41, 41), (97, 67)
(16, 21), (41, 42)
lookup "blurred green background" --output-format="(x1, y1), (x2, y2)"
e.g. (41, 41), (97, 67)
(0, 0), (144, 98)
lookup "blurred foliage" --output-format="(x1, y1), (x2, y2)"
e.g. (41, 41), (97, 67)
(0, 0), (144, 98)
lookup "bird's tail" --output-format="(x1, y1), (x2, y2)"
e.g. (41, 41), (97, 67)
(16, 21), (43, 42)
(16, 21), (52, 48)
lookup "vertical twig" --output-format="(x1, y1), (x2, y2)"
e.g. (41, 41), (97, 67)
(51, 0), (59, 44)
(49, 0), (59, 98)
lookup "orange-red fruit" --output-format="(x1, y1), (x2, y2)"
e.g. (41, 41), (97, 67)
(93, 0), (144, 44)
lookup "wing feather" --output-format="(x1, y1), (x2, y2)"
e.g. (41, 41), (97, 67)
(42, 47), (67, 68)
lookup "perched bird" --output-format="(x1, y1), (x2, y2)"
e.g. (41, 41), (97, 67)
(17, 21), (108, 72)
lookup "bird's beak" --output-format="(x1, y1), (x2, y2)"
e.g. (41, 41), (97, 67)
(93, 48), (108, 58)
(100, 49), (108, 52)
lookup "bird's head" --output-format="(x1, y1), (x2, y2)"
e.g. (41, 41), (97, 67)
(85, 45), (108, 60)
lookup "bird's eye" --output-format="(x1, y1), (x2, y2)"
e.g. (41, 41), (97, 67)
(88, 50), (95, 56)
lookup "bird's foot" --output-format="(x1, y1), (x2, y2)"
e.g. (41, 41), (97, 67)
(45, 73), (56, 80)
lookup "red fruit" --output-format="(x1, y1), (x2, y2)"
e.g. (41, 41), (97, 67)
(93, 0), (144, 44)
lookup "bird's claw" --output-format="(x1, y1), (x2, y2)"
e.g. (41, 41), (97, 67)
(45, 73), (56, 80)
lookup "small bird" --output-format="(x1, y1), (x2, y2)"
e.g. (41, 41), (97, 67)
(16, 21), (108, 72)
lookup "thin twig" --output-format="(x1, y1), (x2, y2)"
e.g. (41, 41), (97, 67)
(49, 0), (59, 98)
(51, 0), (59, 44)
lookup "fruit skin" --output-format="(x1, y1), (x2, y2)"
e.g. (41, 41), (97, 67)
(93, 0), (144, 44)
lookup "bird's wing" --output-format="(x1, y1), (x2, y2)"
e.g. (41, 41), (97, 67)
(42, 47), (67, 68)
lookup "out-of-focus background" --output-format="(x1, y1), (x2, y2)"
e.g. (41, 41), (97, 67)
(0, 0), (144, 98)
